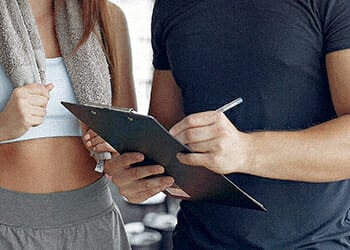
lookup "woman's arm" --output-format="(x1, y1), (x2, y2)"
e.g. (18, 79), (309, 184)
(109, 4), (137, 109)
(82, 5), (136, 152)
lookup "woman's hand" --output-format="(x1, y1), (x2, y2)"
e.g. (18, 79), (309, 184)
(81, 126), (117, 155)
(169, 111), (251, 175)
(0, 83), (54, 141)
(81, 125), (116, 172)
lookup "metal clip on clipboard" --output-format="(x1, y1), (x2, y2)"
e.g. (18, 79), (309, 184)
(127, 108), (135, 121)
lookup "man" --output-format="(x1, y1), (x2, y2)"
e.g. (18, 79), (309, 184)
(87, 0), (350, 248)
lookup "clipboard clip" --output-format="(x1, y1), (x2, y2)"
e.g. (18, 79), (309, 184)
(85, 103), (136, 121)
(127, 108), (135, 121)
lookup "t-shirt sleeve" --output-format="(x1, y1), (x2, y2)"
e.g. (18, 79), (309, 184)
(151, 0), (171, 70)
(323, 0), (350, 53)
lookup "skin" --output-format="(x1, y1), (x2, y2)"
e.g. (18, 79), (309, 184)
(0, 0), (136, 193)
(84, 39), (350, 204)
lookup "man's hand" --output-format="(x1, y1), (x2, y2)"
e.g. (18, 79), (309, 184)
(169, 111), (250, 175)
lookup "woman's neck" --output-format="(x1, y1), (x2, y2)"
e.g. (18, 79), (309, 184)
(28, 0), (61, 58)
(28, 0), (54, 19)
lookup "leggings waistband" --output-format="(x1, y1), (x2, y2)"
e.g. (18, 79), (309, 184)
(0, 176), (113, 227)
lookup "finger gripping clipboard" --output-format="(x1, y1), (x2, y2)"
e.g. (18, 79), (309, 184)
(62, 101), (266, 211)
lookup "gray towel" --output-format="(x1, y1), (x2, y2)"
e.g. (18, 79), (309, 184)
(0, 0), (112, 105)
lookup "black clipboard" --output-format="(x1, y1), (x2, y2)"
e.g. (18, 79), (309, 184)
(62, 101), (266, 211)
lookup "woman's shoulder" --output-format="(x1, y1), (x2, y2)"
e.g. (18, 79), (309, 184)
(107, 1), (126, 21)
(106, 2), (129, 33)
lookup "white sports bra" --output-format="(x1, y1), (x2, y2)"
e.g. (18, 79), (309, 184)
(0, 57), (82, 144)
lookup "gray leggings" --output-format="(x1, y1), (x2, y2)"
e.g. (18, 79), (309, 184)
(0, 176), (130, 250)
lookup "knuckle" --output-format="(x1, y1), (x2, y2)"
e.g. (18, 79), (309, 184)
(35, 83), (44, 91)
(25, 83), (35, 91)
(221, 129), (231, 137)
(120, 152), (134, 164)
(131, 167), (142, 179)
(13, 87), (25, 96)
(29, 83), (39, 88)
(209, 154), (220, 166)
(94, 144), (103, 152)
(91, 137), (99, 146)
(118, 188), (129, 198)
(12, 90), (21, 99)
(216, 111), (226, 120)
(214, 141), (225, 152)
(184, 115), (196, 127)
(142, 181), (151, 189)
(215, 123), (231, 137)
(96, 137), (105, 145)
(103, 162), (112, 173)
(183, 130), (194, 142)
(90, 130), (98, 136)
(111, 154), (124, 165)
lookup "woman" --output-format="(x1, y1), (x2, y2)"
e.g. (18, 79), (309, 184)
(0, 0), (135, 249)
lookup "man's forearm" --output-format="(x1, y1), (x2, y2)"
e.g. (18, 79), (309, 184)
(243, 115), (350, 182)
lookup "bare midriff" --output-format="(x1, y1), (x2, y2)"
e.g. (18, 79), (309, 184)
(0, 137), (102, 193)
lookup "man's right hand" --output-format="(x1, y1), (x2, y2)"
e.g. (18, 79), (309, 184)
(104, 152), (175, 204)
(0, 83), (54, 141)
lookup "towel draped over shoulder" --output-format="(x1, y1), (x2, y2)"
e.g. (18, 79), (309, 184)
(0, 0), (112, 105)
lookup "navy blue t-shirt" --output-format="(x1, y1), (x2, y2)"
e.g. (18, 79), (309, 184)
(152, 0), (350, 249)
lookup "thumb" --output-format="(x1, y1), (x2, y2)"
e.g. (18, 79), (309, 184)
(45, 83), (55, 91)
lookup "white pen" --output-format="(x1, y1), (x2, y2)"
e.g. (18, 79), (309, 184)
(216, 97), (243, 112)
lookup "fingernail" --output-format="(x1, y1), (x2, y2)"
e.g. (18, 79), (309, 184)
(84, 134), (90, 140)
(86, 141), (91, 147)
(136, 153), (144, 160)
(165, 177), (175, 185)
(159, 167), (165, 174)
(45, 83), (54, 90)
